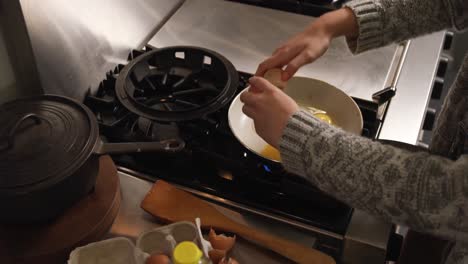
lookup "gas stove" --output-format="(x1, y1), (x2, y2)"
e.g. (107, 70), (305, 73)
(84, 45), (385, 259)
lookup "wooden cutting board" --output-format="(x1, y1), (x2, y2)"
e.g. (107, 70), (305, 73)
(0, 155), (120, 264)
(141, 180), (335, 264)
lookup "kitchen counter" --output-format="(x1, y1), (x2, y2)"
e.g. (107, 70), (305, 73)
(106, 171), (315, 263)
(106, 170), (392, 263)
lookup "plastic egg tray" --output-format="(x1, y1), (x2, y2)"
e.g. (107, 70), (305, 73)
(67, 221), (207, 264)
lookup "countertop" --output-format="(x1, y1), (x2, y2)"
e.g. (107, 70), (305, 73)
(106, 171), (319, 263)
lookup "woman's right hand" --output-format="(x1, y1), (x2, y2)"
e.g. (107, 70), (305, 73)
(255, 7), (359, 81)
(255, 25), (332, 81)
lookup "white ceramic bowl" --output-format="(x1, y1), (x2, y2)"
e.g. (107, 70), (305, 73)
(228, 76), (363, 163)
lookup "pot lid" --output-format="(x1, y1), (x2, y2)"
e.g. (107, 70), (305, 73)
(0, 95), (98, 190)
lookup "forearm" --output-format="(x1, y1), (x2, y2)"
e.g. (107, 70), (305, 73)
(302, 0), (455, 54)
(345, 0), (466, 53)
(305, 8), (358, 40)
(280, 110), (468, 241)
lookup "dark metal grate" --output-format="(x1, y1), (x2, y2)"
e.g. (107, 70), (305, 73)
(115, 46), (239, 122)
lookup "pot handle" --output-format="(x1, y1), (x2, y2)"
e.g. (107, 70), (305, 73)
(94, 139), (185, 155)
(0, 113), (42, 151)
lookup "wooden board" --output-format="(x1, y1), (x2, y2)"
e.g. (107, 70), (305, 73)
(0, 155), (120, 264)
(141, 180), (335, 264)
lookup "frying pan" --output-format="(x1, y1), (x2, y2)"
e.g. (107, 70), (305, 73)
(228, 76), (363, 162)
(0, 95), (184, 222)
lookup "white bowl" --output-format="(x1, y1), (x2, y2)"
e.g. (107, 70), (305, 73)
(228, 76), (363, 163)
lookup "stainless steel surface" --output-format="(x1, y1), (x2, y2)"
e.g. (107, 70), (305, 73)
(106, 172), (160, 240)
(383, 43), (411, 96)
(112, 167), (393, 262)
(148, 0), (403, 102)
(118, 165), (340, 240)
(344, 210), (392, 264)
(19, 0), (185, 101)
(108, 171), (315, 263)
(0, 26), (17, 104)
(172, 178), (393, 263)
(378, 31), (446, 144)
(95, 140), (185, 155)
(0, 0), (42, 103)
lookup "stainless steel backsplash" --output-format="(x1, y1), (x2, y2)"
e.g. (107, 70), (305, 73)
(10, 0), (184, 101)
(0, 26), (17, 104)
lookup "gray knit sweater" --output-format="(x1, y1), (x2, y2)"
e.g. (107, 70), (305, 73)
(279, 0), (468, 263)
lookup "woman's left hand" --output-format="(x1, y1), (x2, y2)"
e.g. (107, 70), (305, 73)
(240, 77), (299, 149)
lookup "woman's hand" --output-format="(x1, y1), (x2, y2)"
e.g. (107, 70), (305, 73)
(240, 77), (299, 148)
(255, 8), (359, 81)
(255, 25), (332, 81)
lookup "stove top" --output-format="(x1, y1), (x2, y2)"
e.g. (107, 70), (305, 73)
(85, 45), (381, 239)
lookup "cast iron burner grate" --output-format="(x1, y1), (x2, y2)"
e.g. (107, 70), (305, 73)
(114, 46), (239, 122)
(84, 45), (381, 240)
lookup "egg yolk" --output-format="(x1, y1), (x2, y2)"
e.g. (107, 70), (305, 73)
(261, 145), (281, 161)
(298, 104), (334, 126)
(314, 113), (333, 125)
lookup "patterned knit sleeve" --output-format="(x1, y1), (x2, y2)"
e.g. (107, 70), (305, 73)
(279, 110), (468, 241)
(344, 0), (468, 53)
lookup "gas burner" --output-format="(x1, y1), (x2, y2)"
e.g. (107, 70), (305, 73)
(115, 46), (239, 122)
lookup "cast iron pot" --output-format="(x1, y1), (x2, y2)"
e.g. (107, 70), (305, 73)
(0, 95), (184, 223)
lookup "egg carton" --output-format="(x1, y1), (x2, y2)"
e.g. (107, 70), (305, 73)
(68, 221), (210, 264)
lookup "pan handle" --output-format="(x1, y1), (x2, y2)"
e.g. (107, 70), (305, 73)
(94, 139), (185, 155)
